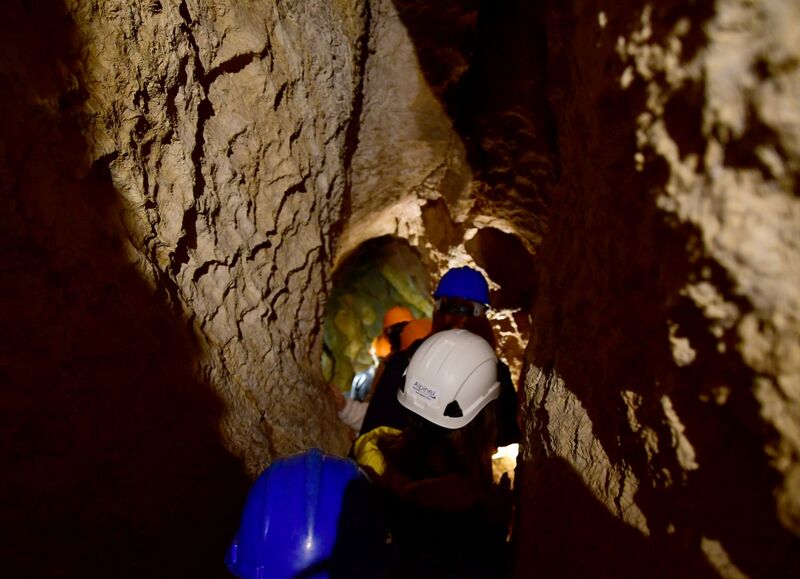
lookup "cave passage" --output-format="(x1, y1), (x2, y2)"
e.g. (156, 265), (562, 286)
(2, 0), (799, 577)
(322, 235), (433, 392)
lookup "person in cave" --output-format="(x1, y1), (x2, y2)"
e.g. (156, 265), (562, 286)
(359, 266), (521, 448)
(332, 305), (417, 433)
(353, 329), (513, 579)
(349, 334), (391, 403)
(381, 305), (415, 353)
(351, 305), (415, 402)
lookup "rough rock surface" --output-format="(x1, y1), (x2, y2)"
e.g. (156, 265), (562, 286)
(340, 0), (539, 378)
(324, 236), (432, 392)
(2, 0), (365, 575)
(4, 0), (799, 577)
(69, 0), (369, 471)
(515, 1), (800, 577)
(341, 0), (474, 259)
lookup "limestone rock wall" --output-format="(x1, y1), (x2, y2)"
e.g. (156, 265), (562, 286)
(69, 0), (369, 471)
(6, 0), (798, 576)
(2, 0), (366, 575)
(340, 0), (541, 378)
(515, 1), (800, 577)
(341, 0), (475, 260)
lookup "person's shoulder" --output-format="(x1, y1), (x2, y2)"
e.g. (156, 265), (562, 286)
(496, 359), (512, 382)
(384, 346), (415, 371)
(406, 339), (424, 356)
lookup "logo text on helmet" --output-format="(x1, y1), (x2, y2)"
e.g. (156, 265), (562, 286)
(411, 380), (438, 402)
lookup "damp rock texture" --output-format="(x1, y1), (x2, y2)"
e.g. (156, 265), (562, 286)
(2, 0), (365, 575)
(515, 1), (800, 577)
(324, 236), (433, 392)
(339, 0), (548, 378)
(71, 0), (369, 471)
(341, 0), (474, 258)
(5, 0), (799, 577)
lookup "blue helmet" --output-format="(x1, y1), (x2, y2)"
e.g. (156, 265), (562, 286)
(433, 267), (490, 306)
(226, 449), (389, 579)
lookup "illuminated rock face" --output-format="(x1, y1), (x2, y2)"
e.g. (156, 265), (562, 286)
(323, 236), (433, 392)
(64, 0), (370, 473)
(3, 0), (800, 577)
(3, 0), (366, 575)
(341, 0), (541, 381)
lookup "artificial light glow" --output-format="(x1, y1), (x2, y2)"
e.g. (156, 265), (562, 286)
(491, 443), (519, 486)
(492, 443), (519, 461)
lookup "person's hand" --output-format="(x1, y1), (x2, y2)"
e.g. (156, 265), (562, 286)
(327, 383), (346, 411)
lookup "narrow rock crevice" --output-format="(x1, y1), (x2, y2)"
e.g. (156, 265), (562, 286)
(3, 0), (799, 577)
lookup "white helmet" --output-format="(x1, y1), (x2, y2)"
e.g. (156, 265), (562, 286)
(398, 329), (500, 429)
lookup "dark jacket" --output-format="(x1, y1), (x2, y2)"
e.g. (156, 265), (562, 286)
(353, 427), (510, 579)
(360, 348), (415, 435)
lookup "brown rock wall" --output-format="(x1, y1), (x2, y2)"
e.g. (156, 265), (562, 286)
(516, 1), (800, 577)
(2, 0), (367, 574)
(341, 0), (473, 260)
(66, 0), (370, 472)
(339, 0), (539, 378)
(6, 0), (798, 576)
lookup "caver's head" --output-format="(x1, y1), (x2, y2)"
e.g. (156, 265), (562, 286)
(370, 334), (391, 359)
(382, 305), (414, 352)
(226, 449), (391, 578)
(399, 317), (433, 351)
(432, 267), (490, 332)
(398, 329), (499, 431)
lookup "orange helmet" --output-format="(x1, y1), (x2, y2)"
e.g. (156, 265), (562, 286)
(370, 335), (392, 359)
(382, 306), (414, 329)
(400, 318), (433, 351)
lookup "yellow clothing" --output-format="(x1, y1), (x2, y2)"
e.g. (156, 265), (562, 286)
(352, 426), (401, 476)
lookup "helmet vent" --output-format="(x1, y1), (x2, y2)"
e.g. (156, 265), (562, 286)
(443, 400), (463, 418)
